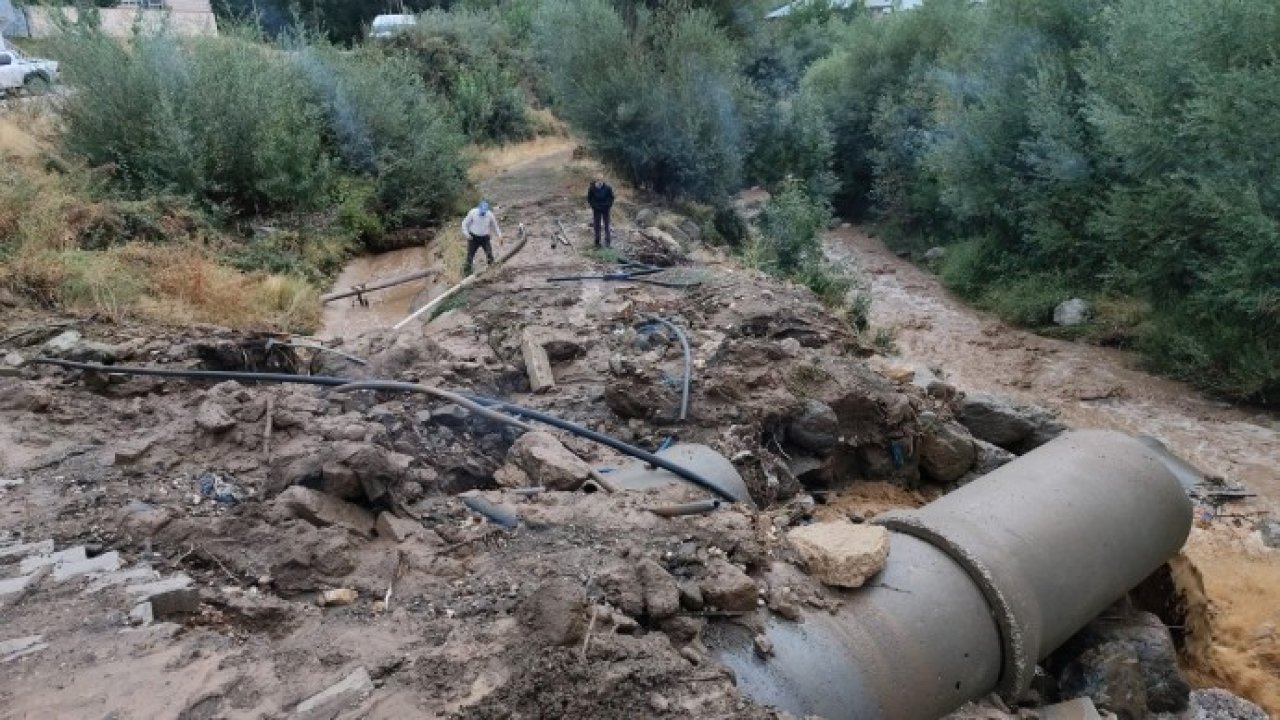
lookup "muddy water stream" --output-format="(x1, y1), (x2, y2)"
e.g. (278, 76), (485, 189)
(828, 227), (1280, 711)
(318, 246), (439, 340)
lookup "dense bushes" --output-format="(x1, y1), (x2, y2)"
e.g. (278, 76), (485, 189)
(48, 27), (467, 230)
(807, 0), (1280, 404)
(388, 9), (538, 145)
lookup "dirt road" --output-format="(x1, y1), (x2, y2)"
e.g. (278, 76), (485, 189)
(828, 226), (1280, 712)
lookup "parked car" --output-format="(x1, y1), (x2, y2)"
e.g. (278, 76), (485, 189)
(369, 14), (416, 40)
(0, 47), (58, 97)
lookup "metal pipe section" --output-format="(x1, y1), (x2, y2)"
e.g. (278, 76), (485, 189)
(708, 430), (1192, 720)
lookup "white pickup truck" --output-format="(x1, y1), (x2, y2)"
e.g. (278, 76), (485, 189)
(0, 47), (59, 97)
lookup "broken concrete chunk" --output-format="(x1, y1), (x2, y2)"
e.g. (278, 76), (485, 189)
(0, 635), (48, 663)
(375, 512), (425, 543)
(295, 667), (374, 716)
(149, 587), (200, 618)
(52, 550), (121, 581)
(20, 546), (88, 574)
(0, 572), (42, 598)
(195, 400), (237, 433)
(787, 522), (889, 589)
(505, 431), (593, 491)
(129, 602), (155, 626)
(110, 438), (155, 465)
(276, 486), (376, 539)
(0, 539), (54, 561)
(1039, 697), (1102, 720)
(127, 574), (195, 602)
(699, 559), (758, 612)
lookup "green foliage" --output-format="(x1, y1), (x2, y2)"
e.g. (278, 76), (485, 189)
(533, 0), (745, 200)
(48, 27), (468, 230)
(805, 0), (1280, 404)
(759, 178), (829, 273)
(389, 8), (537, 144)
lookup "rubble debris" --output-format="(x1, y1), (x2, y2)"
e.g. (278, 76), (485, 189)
(0, 635), (48, 664)
(195, 399), (238, 433)
(502, 431), (592, 491)
(958, 393), (1067, 452)
(276, 486), (377, 539)
(520, 328), (556, 393)
(129, 602), (154, 626)
(52, 550), (121, 581)
(295, 667), (374, 716)
(699, 559), (758, 612)
(375, 512), (429, 544)
(518, 577), (589, 645)
(197, 471), (245, 504)
(786, 522), (890, 589)
(636, 559), (681, 620)
(20, 546), (88, 574)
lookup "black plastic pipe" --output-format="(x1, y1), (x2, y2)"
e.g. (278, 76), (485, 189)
(641, 317), (692, 422)
(29, 359), (741, 503)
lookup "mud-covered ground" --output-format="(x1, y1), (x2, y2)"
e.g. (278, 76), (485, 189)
(0, 141), (1273, 720)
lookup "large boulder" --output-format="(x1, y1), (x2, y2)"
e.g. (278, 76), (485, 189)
(958, 393), (1067, 452)
(787, 522), (889, 589)
(918, 413), (977, 484)
(787, 400), (839, 455)
(1054, 298), (1091, 327)
(504, 431), (592, 491)
(1049, 610), (1191, 716)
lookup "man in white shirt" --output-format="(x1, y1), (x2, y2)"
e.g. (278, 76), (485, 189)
(460, 200), (502, 275)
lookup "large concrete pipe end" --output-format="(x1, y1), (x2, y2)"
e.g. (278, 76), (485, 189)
(708, 430), (1193, 720)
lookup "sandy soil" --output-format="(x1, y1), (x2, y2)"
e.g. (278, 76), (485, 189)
(827, 226), (1280, 714)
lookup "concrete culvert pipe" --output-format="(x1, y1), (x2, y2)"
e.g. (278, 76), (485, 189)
(708, 430), (1192, 720)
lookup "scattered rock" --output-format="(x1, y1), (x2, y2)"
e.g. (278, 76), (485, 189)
(636, 559), (681, 620)
(787, 522), (890, 589)
(787, 400), (839, 455)
(295, 667), (374, 717)
(1257, 519), (1280, 549)
(0, 381), (52, 412)
(958, 393), (1066, 452)
(971, 438), (1017, 476)
(1188, 689), (1268, 720)
(635, 208), (657, 228)
(195, 400), (237, 433)
(41, 330), (83, 357)
(1050, 610), (1190, 716)
(1054, 298), (1091, 327)
(319, 589), (358, 607)
(699, 559), (757, 612)
(918, 414), (977, 484)
(110, 438), (154, 465)
(630, 228), (686, 266)
(276, 486), (377, 539)
(505, 431), (592, 491)
(923, 246), (946, 263)
(677, 581), (704, 612)
(518, 577), (588, 646)
(1040, 698), (1103, 720)
(129, 602), (155, 626)
(430, 404), (471, 427)
(753, 633), (774, 658)
(375, 512), (427, 543)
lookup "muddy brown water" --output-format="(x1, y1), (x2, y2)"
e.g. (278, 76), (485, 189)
(828, 226), (1280, 712)
(319, 246), (439, 340)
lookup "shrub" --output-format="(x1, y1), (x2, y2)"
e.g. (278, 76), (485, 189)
(759, 178), (830, 273)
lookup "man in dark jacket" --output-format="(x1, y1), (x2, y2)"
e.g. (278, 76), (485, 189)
(586, 178), (615, 248)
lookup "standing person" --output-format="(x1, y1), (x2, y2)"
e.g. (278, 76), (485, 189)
(461, 200), (502, 275)
(586, 178), (615, 248)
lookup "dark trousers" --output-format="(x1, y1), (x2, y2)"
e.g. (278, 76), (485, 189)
(592, 207), (612, 247)
(465, 233), (494, 274)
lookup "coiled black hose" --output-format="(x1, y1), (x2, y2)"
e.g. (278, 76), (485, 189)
(29, 358), (741, 503)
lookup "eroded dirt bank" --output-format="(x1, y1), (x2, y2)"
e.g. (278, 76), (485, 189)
(828, 227), (1280, 714)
